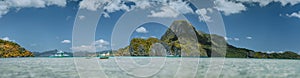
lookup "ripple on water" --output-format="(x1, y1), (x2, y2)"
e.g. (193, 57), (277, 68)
(0, 58), (299, 78)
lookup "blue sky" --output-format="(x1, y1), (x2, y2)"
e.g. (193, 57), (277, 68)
(0, 0), (300, 53)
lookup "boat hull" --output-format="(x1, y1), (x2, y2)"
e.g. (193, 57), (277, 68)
(99, 56), (109, 59)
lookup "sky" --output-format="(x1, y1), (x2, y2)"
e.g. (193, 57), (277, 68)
(0, 0), (300, 53)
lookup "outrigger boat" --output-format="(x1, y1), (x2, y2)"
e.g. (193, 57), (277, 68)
(99, 52), (110, 59)
(49, 50), (70, 58)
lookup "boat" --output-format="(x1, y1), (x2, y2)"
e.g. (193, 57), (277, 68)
(99, 52), (110, 59)
(99, 56), (109, 59)
(166, 55), (174, 57)
(166, 55), (180, 57)
(49, 50), (70, 58)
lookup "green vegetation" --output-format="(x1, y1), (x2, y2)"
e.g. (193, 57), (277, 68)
(0, 39), (34, 58)
(116, 20), (300, 59)
(129, 38), (160, 56)
(252, 51), (300, 59)
(115, 46), (130, 56)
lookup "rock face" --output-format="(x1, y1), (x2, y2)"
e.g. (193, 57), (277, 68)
(0, 39), (34, 58)
(128, 38), (162, 56)
(160, 20), (256, 57)
(161, 20), (209, 56)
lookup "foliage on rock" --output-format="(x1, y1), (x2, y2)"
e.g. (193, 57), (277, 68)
(0, 39), (34, 58)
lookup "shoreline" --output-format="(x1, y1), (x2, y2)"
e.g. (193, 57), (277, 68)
(1, 56), (299, 60)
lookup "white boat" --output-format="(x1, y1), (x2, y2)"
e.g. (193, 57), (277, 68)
(99, 52), (110, 59)
(49, 51), (70, 58)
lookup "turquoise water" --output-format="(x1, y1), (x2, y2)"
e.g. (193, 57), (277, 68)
(0, 57), (299, 78)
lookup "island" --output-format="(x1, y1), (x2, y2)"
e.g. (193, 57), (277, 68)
(0, 39), (34, 58)
(115, 20), (300, 59)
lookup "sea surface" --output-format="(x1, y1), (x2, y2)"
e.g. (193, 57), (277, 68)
(0, 57), (299, 78)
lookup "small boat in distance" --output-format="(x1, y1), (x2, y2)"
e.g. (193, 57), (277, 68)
(166, 54), (180, 57)
(49, 50), (70, 58)
(99, 52), (110, 59)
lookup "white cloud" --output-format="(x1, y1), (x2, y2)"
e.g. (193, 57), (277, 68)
(236, 0), (300, 6)
(104, 0), (130, 13)
(225, 0), (300, 16)
(77, 0), (300, 22)
(79, 0), (194, 18)
(61, 40), (71, 44)
(196, 8), (213, 22)
(266, 51), (276, 53)
(224, 37), (232, 41)
(102, 12), (110, 18)
(286, 11), (300, 19)
(141, 36), (147, 39)
(236, 0), (274, 6)
(226, 36), (252, 41)
(79, 0), (110, 11)
(77, 0), (300, 18)
(71, 39), (110, 52)
(135, 27), (148, 33)
(140, 36), (156, 39)
(246, 36), (252, 39)
(148, 6), (179, 18)
(78, 15), (85, 20)
(0, 4), (9, 18)
(1, 37), (10, 41)
(79, 0), (131, 18)
(128, 0), (151, 9)
(0, 0), (67, 18)
(100, 0), (131, 18)
(233, 38), (240, 41)
(277, 0), (300, 6)
(80, 0), (151, 13)
(214, 0), (247, 16)
(278, 51), (284, 53)
(148, 0), (193, 18)
(150, 36), (156, 38)
(266, 50), (286, 53)
(94, 39), (110, 46)
(0, 37), (16, 42)
(168, 0), (194, 14)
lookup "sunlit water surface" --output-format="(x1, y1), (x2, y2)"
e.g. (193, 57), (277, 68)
(0, 57), (299, 78)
